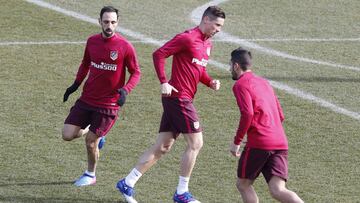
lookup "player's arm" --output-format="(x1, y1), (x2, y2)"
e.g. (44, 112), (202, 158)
(200, 67), (220, 91)
(63, 41), (91, 102)
(117, 43), (141, 106)
(275, 95), (285, 122)
(153, 34), (188, 95)
(230, 84), (253, 156)
(121, 43), (141, 94)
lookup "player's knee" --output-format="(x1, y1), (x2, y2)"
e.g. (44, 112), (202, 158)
(62, 128), (75, 141)
(236, 180), (246, 192)
(159, 144), (172, 155)
(236, 179), (252, 193)
(269, 185), (284, 199)
(85, 135), (98, 150)
(189, 140), (203, 151)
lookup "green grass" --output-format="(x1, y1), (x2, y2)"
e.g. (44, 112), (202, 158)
(1, 0), (360, 202)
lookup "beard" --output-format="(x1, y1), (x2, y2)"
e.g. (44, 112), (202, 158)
(231, 71), (239, 80)
(102, 28), (113, 37)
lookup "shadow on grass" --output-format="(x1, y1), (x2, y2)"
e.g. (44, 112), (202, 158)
(0, 196), (126, 203)
(0, 181), (74, 187)
(0, 181), (128, 203)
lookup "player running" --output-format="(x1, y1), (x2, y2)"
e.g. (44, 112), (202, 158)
(229, 47), (303, 203)
(62, 6), (141, 187)
(115, 6), (225, 203)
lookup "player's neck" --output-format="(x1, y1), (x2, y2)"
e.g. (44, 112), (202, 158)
(198, 25), (210, 40)
(240, 70), (252, 75)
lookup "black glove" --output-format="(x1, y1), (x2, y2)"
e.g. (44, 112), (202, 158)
(63, 81), (80, 102)
(117, 88), (128, 107)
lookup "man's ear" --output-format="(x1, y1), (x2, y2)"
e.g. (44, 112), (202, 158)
(98, 18), (101, 25)
(202, 15), (210, 24)
(234, 62), (241, 70)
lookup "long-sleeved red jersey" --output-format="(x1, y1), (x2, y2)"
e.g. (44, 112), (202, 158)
(74, 33), (141, 109)
(232, 71), (288, 150)
(153, 26), (213, 99)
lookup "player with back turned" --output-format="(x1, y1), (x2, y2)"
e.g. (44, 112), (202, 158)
(62, 6), (141, 187)
(229, 47), (303, 203)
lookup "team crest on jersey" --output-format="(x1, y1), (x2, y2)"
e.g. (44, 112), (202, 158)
(206, 47), (211, 56)
(110, 51), (118, 61)
(193, 121), (200, 130)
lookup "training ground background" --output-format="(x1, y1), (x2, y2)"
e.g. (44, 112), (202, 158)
(0, 0), (359, 202)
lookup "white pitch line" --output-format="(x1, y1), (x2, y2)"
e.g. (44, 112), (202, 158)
(192, 0), (360, 121)
(25, 0), (360, 121)
(191, 0), (360, 72)
(2, 37), (360, 46)
(25, 0), (162, 47)
(214, 38), (360, 42)
(269, 81), (360, 120)
(0, 40), (165, 46)
(0, 41), (86, 46)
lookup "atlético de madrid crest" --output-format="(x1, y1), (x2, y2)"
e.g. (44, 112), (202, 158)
(110, 50), (118, 61)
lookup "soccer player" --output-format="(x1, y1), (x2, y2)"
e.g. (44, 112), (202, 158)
(229, 48), (303, 203)
(62, 6), (141, 187)
(116, 6), (225, 203)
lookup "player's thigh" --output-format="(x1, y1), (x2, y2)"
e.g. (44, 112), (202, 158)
(161, 97), (202, 134)
(262, 150), (288, 183)
(238, 148), (270, 180)
(62, 124), (82, 139)
(152, 132), (176, 152)
(183, 132), (203, 150)
(267, 176), (287, 195)
(89, 109), (118, 137)
(64, 100), (92, 130)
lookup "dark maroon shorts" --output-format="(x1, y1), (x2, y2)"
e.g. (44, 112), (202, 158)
(64, 99), (119, 137)
(159, 97), (202, 135)
(237, 147), (288, 183)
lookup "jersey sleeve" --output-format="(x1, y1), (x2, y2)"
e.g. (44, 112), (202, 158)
(123, 43), (141, 94)
(199, 67), (212, 87)
(233, 83), (254, 145)
(275, 95), (285, 122)
(152, 33), (189, 83)
(75, 40), (91, 84)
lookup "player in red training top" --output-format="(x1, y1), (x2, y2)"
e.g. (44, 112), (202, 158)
(62, 6), (141, 187)
(229, 48), (303, 203)
(116, 6), (225, 203)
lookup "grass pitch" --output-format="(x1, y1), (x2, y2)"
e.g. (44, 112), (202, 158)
(1, 0), (360, 202)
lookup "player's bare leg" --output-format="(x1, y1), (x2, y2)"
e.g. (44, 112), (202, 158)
(135, 132), (176, 173)
(180, 132), (203, 177)
(62, 124), (89, 141)
(85, 131), (101, 173)
(268, 176), (303, 203)
(117, 132), (176, 203)
(73, 130), (100, 187)
(237, 178), (258, 203)
(172, 132), (203, 203)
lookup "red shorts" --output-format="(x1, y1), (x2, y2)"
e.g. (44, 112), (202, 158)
(159, 97), (202, 136)
(237, 147), (288, 183)
(64, 99), (119, 137)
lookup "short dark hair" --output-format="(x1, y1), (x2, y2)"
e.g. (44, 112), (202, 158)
(231, 47), (252, 71)
(202, 6), (225, 20)
(100, 6), (119, 19)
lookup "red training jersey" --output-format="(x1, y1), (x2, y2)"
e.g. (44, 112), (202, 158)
(75, 33), (141, 109)
(153, 26), (213, 99)
(232, 71), (288, 150)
